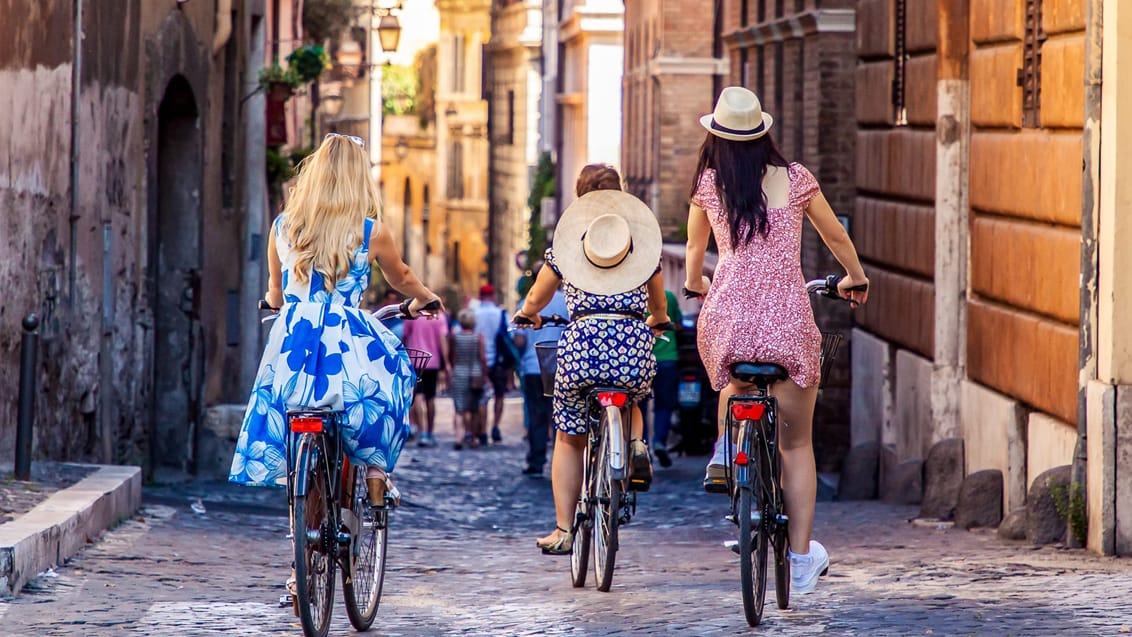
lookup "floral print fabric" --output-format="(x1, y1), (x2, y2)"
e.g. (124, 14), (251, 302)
(229, 215), (414, 487)
(544, 249), (657, 435)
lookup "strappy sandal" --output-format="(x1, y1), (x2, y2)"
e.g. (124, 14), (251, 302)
(537, 526), (573, 555)
(366, 469), (400, 508)
(279, 569), (298, 611)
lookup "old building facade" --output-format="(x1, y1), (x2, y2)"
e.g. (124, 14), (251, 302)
(621, 0), (724, 237)
(486, 0), (545, 306)
(850, 0), (1132, 555)
(0, 0), (268, 475)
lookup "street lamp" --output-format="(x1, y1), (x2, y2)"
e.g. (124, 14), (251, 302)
(376, 13), (402, 54)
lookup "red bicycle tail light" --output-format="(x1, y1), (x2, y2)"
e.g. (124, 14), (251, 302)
(735, 451), (749, 466)
(290, 416), (325, 433)
(730, 402), (766, 421)
(597, 391), (628, 408)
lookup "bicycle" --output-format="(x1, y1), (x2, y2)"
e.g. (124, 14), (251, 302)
(261, 298), (438, 637)
(684, 275), (861, 626)
(517, 313), (674, 592)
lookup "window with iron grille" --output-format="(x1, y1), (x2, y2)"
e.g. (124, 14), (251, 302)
(1019, 0), (1045, 128)
(891, 0), (908, 126)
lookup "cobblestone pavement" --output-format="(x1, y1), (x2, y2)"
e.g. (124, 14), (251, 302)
(3, 397), (1132, 636)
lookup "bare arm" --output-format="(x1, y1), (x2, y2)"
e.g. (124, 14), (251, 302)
(645, 271), (667, 328)
(683, 202), (713, 294)
(478, 334), (489, 376)
(513, 265), (562, 327)
(369, 222), (441, 312)
(440, 322), (452, 372)
(803, 192), (870, 304)
(265, 228), (284, 308)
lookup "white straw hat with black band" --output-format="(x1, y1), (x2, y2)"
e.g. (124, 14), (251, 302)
(552, 190), (663, 296)
(700, 86), (774, 142)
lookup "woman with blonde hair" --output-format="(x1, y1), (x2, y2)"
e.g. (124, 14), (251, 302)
(230, 133), (441, 502)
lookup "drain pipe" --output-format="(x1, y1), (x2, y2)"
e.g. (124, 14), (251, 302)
(240, 13), (268, 391)
(68, 0), (83, 306)
(1072, 0), (1103, 548)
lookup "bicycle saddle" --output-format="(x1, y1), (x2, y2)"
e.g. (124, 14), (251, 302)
(729, 362), (789, 387)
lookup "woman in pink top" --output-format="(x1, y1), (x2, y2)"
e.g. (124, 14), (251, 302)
(683, 87), (869, 594)
(402, 310), (450, 447)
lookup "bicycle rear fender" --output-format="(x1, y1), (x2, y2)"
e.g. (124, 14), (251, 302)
(292, 433), (320, 498)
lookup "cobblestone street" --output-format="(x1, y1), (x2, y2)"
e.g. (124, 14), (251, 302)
(2, 397), (1132, 636)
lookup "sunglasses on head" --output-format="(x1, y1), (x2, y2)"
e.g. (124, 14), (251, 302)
(324, 132), (365, 149)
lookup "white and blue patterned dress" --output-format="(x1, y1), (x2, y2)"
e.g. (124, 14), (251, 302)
(545, 249), (657, 435)
(229, 214), (415, 487)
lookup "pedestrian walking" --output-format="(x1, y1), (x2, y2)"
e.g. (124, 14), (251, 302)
(516, 164), (669, 554)
(640, 288), (682, 468)
(474, 283), (519, 445)
(512, 285), (568, 477)
(683, 87), (869, 594)
(403, 309), (450, 448)
(449, 309), (488, 449)
(227, 133), (442, 594)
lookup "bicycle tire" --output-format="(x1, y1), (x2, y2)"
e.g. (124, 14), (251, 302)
(738, 483), (768, 626)
(593, 411), (621, 592)
(774, 527), (790, 609)
(570, 439), (595, 588)
(293, 435), (336, 637)
(342, 466), (388, 630)
(765, 429), (790, 611)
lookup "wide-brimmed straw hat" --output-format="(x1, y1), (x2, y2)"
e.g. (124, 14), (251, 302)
(699, 86), (774, 141)
(553, 190), (662, 295)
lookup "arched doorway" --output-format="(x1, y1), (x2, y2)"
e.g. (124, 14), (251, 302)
(152, 75), (203, 473)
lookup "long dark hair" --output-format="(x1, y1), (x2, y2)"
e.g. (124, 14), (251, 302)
(690, 133), (789, 247)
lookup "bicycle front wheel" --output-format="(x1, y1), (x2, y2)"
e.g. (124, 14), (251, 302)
(593, 412), (621, 592)
(342, 466), (388, 630)
(293, 435), (336, 637)
(738, 484), (768, 626)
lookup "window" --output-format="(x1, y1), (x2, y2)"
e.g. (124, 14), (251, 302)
(448, 140), (464, 199)
(891, 0), (908, 126)
(452, 35), (466, 93)
(403, 178), (412, 259)
(506, 89), (515, 145)
(422, 185), (431, 255)
(1020, 0), (1045, 128)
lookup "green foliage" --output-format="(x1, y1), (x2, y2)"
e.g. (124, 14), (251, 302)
(258, 63), (300, 91)
(302, 0), (354, 43)
(526, 152), (556, 263)
(266, 146), (314, 188)
(382, 65), (418, 115)
(286, 45), (330, 84)
(1051, 482), (1088, 546)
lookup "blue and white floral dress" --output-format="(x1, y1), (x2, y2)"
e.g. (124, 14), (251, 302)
(229, 214), (415, 487)
(545, 249), (657, 435)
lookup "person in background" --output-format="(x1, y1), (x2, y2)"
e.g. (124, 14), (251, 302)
(474, 283), (513, 445)
(640, 288), (683, 468)
(403, 308), (450, 448)
(449, 309), (488, 449)
(513, 283), (569, 477)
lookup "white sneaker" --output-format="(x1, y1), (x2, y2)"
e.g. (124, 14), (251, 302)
(788, 540), (829, 594)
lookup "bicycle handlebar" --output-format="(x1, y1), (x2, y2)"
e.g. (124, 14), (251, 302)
(259, 298), (442, 322)
(682, 276), (867, 302)
(512, 314), (569, 327)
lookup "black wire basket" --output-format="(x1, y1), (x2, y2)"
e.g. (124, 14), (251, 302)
(818, 331), (843, 389)
(405, 348), (433, 374)
(534, 341), (559, 398)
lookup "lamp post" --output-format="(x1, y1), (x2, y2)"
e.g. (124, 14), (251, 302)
(366, 1), (403, 184)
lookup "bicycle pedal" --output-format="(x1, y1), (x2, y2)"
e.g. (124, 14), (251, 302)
(724, 540), (740, 555)
(627, 478), (651, 492)
(278, 594), (292, 608)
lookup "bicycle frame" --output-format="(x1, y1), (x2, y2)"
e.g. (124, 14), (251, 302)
(724, 391), (786, 532)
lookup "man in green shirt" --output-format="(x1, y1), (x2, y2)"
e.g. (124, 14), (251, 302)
(643, 289), (683, 467)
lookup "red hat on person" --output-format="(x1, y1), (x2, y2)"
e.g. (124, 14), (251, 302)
(479, 283), (495, 297)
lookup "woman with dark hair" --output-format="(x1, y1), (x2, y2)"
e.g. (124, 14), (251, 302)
(684, 87), (869, 594)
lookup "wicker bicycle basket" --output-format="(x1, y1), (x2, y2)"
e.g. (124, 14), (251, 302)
(534, 341), (559, 397)
(818, 331), (843, 389)
(405, 348), (433, 374)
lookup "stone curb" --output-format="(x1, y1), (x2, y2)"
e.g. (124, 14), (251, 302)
(0, 464), (142, 596)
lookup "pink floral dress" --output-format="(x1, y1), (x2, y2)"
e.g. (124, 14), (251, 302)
(693, 163), (823, 391)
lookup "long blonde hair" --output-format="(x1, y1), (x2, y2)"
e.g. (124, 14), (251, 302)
(283, 135), (382, 289)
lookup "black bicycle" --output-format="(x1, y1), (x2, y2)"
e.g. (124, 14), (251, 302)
(261, 299), (437, 637)
(685, 275), (860, 626)
(518, 313), (673, 592)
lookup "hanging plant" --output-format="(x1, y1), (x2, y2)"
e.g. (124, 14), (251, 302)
(258, 63), (300, 96)
(303, 0), (354, 43)
(286, 45), (331, 84)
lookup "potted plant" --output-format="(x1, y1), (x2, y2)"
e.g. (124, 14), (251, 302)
(286, 45), (331, 85)
(258, 63), (299, 100)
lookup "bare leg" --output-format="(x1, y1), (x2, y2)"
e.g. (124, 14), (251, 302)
(493, 393), (505, 430)
(425, 397), (436, 435)
(409, 394), (424, 434)
(538, 430), (587, 544)
(629, 404), (644, 439)
(770, 380), (819, 552)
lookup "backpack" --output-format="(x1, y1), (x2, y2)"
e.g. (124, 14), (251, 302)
(494, 308), (521, 369)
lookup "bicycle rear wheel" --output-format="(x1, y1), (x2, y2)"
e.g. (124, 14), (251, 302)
(570, 439), (595, 588)
(293, 435), (336, 637)
(774, 527), (790, 609)
(738, 470), (769, 627)
(593, 412), (621, 592)
(342, 466), (388, 630)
